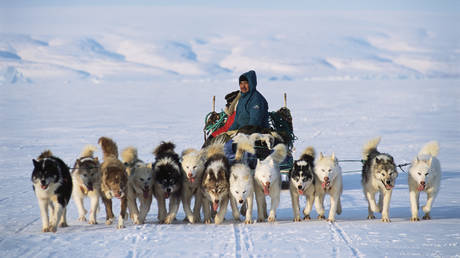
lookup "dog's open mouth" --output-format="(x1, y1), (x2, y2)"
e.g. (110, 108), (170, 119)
(263, 182), (270, 195)
(187, 173), (195, 183)
(86, 184), (94, 192)
(143, 188), (150, 199)
(213, 200), (219, 212)
(381, 180), (393, 190)
(40, 184), (49, 190)
(298, 187), (304, 195)
(417, 182), (426, 191)
(164, 192), (170, 199)
(321, 178), (330, 190)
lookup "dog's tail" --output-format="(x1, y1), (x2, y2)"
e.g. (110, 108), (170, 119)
(249, 133), (274, 149)
(418, 141), (439, 157)
(98, 136), (119, 159)
(153, 141), (175, 157)
(362, 136), (381, 161)
(81, 145), (97, 158)
(38, 150), (53, 160)
(270, 143), (287, 164)
(235, 137), (255, 161)
(121, 146), (138, 164)
(205, 142), (225, 159)
(299, 146), (315, 162)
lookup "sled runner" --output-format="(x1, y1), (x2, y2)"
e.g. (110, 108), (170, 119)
(204, 93), (296, 189)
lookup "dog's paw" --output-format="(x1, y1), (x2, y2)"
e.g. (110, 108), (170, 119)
(303, 215), (311, 221)
(367, 215), (376, 220)
(317, 215), (326, 220)
(257, 218), (265, 223)
(48, 225), (57, 233)
(186, 216), (195, 224)
(105, 218), (113, 225)
(293, 217), (301, 222)
(117, 224), (125, 229)
(423, 214), (431, 220)
(88, 219), (97, 225)
(59, 222), (68, 228)
(381, 217), (391, 223)
(42, 227), (50, 233)
(164, 216), (175, 224)
(204, 219), (212, 224)
(326, 218), (335, 223)
(410, 217), (420, 222)
(244, 219), (253, 224)
(268, 215), (276, 222)
(78, 216), (87, 222)
(133, 218), (141, 225)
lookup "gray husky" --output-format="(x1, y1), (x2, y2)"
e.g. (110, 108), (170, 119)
(362, 137), (398, 222)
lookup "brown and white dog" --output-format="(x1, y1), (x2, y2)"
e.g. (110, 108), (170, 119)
(122, 147), (154, 225)
(361, 137), (398, 222)
(71, 145), (101, 224)
(180, 148), (205, 223)
(98, 136), (128, 229)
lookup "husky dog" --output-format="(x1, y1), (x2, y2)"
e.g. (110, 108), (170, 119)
(152, 142), (182, 224)
(229, 138), (256, 224)
(314, 152), (343, 222)
(98, 136), (128, 229)
(362, 137), (398, 222)
(254, 143), (287, 222)
(122, 147), (153, 225)
(180, 148), (205, 223)
(201, 142), (231, 224)
(71, 145), (101, 224)
(290, 146), (316, 222)
(32, 150), (72, 232)
(408, 141), (441, 221)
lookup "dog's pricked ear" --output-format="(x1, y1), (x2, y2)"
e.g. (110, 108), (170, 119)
(375, 157), (381, 164)
(217, 169), (226, 180)
(94, 157), (99, 163)
(428, 157), (433, 167)
(319, 152), (324, 160)
(147, 163), (153, 169)
(32, 159), (40, 168)
(416, 156), (420, 163)
(331, 152), (335, 161)
(232, 173), (238, 181)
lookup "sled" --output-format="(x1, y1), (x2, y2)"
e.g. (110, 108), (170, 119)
(204, 93), (296, 189)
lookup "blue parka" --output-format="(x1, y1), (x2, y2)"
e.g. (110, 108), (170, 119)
(229, 70), (269, 131)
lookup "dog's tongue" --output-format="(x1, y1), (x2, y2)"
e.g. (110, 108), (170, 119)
(385, 184), (393, 190)
(418, 184), (425, 191)
(164, 192), (170, 199)
(41, 185), (48, 190)
(322, 181), (329, 190)
(213, 202), (219, 212)
(143, 189), (149, 199)
(189, 177), (195, 183)
(263, 185), (270, 195)
(298, 189), (304, 195)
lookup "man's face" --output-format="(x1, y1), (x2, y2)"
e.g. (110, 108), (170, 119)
(239, 81), (249, 93)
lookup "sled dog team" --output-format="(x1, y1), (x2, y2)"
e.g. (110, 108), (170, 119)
(31, 136), (441, 232)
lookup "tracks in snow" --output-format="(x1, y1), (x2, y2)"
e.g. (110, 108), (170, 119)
(328, 222), (364, 258)
(232, 223), (254, 258)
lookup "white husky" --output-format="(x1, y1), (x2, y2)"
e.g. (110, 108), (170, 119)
(229, 138), (256, 224)
(72, 145), (101, 224)
(254, 143), (287, 222)
(408, 141), (441, 221)
(314, 152), (343, 222)
(122, 147), (154, 225)
(180, 148), (205, 223)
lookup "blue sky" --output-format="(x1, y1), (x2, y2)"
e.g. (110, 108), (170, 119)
(2, 0), (459, 12)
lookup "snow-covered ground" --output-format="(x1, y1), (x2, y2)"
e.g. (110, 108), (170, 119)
(1, 2), (460, 257)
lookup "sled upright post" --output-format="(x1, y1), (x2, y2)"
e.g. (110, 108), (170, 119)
(212, 96), (215, 112)
(284, 93), (287, 108)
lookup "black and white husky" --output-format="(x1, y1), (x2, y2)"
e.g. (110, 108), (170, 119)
(289, 146), (316, 222)
(152, 142), (182, 224)
(122, 147), (154, 225)
(32, 150), (72, 232)
(409, 141), (441, 221)
(362, 137), (398, 222)
(71, 145), (101, 224)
